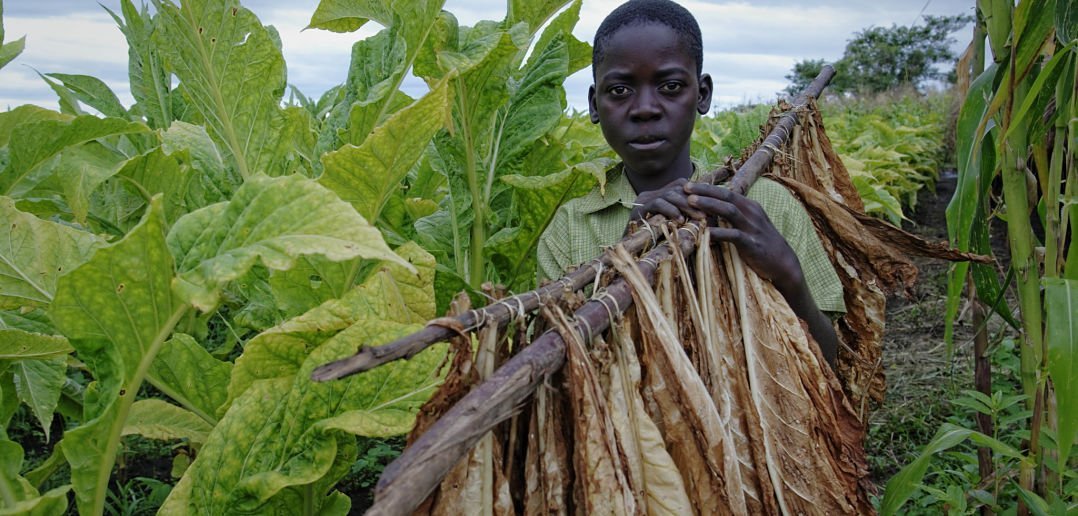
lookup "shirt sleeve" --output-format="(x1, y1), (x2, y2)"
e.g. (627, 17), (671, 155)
(537, 205), (572, 283)
(748, 179), (846, 313)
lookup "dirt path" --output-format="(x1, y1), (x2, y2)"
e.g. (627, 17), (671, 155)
(867, 171), (979, 483)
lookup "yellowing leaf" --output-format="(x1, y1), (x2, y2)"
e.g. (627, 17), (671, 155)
(123, 398), (214, 444)
(0, 330), (72, 360)
(154, 0), (285, 178)
(320, 79), (450, 222)
(0, 196), (105, 310)
(0, 115), (146, 198)
(149, 333), (231, 424)
(167, 174), (410, 311)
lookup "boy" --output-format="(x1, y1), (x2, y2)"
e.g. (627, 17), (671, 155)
(536, 0), (845, 366)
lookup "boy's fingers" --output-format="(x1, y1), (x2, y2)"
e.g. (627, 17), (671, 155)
(708, 226), (742, 243)
(661, 190), (704, 219)
(651, 198), (684, 221)
(687, 194), (740, 224)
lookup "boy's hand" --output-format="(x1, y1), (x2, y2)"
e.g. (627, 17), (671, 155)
(682, 182), (804, 291)
(628, 178), (704, 224)
(683, 181), (839, 369)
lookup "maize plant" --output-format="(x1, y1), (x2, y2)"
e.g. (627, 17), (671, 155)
(883, 0), (1077, 513)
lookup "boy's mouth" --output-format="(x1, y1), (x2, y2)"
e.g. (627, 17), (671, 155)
(628, 136), (665, 151)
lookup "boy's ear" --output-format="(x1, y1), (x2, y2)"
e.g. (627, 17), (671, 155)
(697, 73), (714, 115)
(588, 85), (600, 124)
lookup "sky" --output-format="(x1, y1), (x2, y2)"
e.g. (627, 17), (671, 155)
(0, 0), (976, 112)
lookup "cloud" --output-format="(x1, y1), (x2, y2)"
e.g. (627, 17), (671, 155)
(0, 0), (975, 113)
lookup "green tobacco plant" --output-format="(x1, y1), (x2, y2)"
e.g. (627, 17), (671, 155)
(1, 0), (488, 513)
(885, 0), (1078, 512)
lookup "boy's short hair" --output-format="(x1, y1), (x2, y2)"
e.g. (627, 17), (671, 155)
(592, 0), (704, 76)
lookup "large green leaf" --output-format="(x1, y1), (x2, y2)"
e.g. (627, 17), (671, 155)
(148, 333), (231, 424)
(165, 244), (442, 514)
(166, 174), (409, 311)
(46, 141), (128, 224)
(306, 0), (392, 32)
(107, 0), (175, 129)
(0, 439), (70, 516)
(44, 73), (127, 119)
(0, 330), (71, 360)
(0, 115), (147, 198)
(1044, 278), (1077, 463)
(10, 357), (65, 440)
(122, 398), (213, 444)
(314, 0), (445, 160)
(0, 106), (69, 148)
(153, 0), (285, 178)
(50, 198), (187, 515)
(267, 256), (356, 319)
(529, 0), (590, 74)
(320, 78), (450, 222)
(507, 0), (566, 36)
(230, 242), (435, 403)
(0, 197), (105, 310)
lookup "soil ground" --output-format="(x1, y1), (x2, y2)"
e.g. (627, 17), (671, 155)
(866, 170), (1004, 485)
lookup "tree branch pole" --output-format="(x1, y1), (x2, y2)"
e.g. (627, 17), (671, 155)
(311, 66), (837, 383)
(362, 66), (837, 516)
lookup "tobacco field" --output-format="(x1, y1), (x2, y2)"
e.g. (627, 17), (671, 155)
(0, 0), (1074, 514)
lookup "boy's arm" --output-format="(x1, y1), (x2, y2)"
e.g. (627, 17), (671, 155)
(681, 182), (839, 369)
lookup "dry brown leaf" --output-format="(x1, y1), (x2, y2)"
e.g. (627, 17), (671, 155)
(611, 245), (736, 515)
(544, 303), (638, 516)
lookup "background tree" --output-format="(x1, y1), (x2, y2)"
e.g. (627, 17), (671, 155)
(785, 14), (972, 95)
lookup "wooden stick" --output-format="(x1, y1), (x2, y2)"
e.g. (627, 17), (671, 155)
(363, 66), (838, 515)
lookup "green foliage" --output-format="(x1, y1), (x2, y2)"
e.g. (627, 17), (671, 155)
(786, 15), (972, 95)
(822, 92), (950, 224)
(0, 1), (26, 72)
(889, 0), (1078, 512)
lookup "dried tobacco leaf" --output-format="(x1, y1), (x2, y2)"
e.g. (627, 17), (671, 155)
(722, 241), (874, 514)
(610, 246), (735, 514)
(606, 322), (692, 514)
(544, 303), (638, 515)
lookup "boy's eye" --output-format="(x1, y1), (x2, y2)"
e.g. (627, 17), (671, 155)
(608, 85), (630, 97)
(660, 82), (683, 94)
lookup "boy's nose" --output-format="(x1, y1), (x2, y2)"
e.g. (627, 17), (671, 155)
(629, 89), (661, 121)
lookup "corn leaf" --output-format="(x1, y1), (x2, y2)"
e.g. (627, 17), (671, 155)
(50, 198), (186, 515)
(122, 398), (213, 444)
(153, 0), (285, 178)
(320, 78), (450, 222)
(0, 197), (105, 310)
(1044, 278), (1077, 463)
(1059, 0), (1077, 43)
(167, 174), (409, 311)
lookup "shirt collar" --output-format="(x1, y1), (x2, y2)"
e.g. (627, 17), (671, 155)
(574, 161), (705, 215)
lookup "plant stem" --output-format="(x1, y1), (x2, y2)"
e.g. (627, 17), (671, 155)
(88, 305), (189, 516)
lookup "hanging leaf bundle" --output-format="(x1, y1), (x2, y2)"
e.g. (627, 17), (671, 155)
(313, 67), (988, 514)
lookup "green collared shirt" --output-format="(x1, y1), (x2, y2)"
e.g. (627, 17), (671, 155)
(536, 164), (846, 313)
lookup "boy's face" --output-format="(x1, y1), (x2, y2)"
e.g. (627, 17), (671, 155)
(589, 22), (712, 182)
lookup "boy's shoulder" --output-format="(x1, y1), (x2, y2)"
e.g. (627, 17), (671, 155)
(561, 163), (638, 217)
